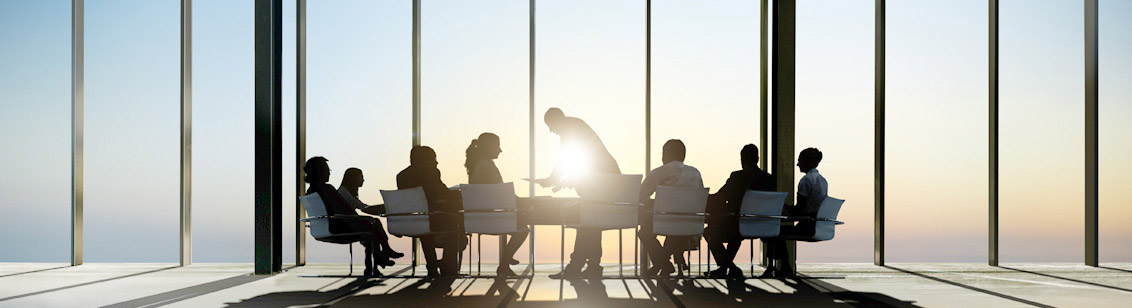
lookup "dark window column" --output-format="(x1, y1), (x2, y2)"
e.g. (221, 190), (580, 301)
(255, 0), (283, 275)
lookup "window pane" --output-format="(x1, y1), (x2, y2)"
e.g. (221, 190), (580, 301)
(1000, 0), (1083, 262)
(302, 0), (412, 263)
(886, 0), (988, 262)
(1099, 1), (1132, 262)
(84, 0), (181, 262)
(0, 0), (71, 262)
(652, 0), (761, 263)
(191, 0), (254, 262)
(421, 0), (530, 264)
(535, 0), (645, 263)
(795, 0), (875, 263)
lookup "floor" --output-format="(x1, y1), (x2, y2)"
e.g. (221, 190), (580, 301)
(1, 263), (1130, 307)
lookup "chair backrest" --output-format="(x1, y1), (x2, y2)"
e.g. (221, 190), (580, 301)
(812, 197), (845, 241)
(738, 190), (789, 238)
(577, 173), (644, 204)
(299, 193), (333, 239)
(577, 174), (643, 229)
(461, 182), (519, 234)
(380, 187), (432, 236)
(653, 186), (709, 236)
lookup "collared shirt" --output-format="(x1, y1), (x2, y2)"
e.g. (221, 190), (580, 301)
(639, 161), (704, 202)
(469, 159), (503, 184)
(796, 169), (828, 216)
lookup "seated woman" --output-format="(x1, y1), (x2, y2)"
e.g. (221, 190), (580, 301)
(465, 133), (530, 277)
(338, 167), (404, 259)
(303, 157), (397, 277)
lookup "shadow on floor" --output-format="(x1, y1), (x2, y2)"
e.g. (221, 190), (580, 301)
(660, 277), (920, 308)
(998, 266), (1132, 293)
(0, 266), (178, 302)
(884, 266), (1055, 308)
(0, 265), (71, 278)
(102, 274), (273, 308)
(222, 273), (921, 308)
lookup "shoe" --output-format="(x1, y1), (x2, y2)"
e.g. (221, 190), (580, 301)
(724, 265), (745, 279)
(658, 265), (676, 278)
(376, 257), (395, 268)
(364, 268), (384, 278)
(580, 265), (604, 278)
(496, 266), (518, 277)
(758, 268), (778, 279)
(427, 267), (441, 278)
(385, 248), (405, 259)
(642, 266), (661, 278)
(549, 268), (581, 279)
(704, 267), (729, 278)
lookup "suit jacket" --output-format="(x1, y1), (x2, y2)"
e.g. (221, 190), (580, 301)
(396, 164), (462, 231)
(708, 166), (776, 223)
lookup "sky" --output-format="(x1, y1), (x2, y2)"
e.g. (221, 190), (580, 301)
(1, 0), (1129, 264)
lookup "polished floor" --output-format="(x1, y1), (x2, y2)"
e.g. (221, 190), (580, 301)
(1, 262), (1130, 307)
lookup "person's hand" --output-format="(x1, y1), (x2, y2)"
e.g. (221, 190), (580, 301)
(551, 186), (563, 193)
(533, 178), (554, 188)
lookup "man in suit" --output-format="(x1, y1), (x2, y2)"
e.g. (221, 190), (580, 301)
(397, 146), (464, 277)
(703, 144), (776, 278)
(535, 108), (621, 279)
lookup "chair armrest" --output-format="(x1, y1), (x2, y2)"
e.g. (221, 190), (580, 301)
(653, 211), (709, 217)
(817, 218), (845, 225)
(568, 201), (642, 208)
(460, 209), (522, 213)
(736, 214), (788, 219)
(379, 211), (461, 217)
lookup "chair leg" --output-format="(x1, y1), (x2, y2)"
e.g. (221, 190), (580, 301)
(348, 243), (354, 276)
(411, 238), (416, 277)
(468, 234), (473, 276)
(634, 226), (639, 276)
(477, 234), (482, 275)
(750, 239), (755, 277)
(560, 225), (565, 271)
(619, 229), (624, 277)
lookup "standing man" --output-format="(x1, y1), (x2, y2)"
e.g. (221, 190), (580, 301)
(535, 108), (621, 278)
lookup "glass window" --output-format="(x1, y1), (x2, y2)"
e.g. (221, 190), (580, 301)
(0, 0), (71, 262)
(297, 0), (412, 263)
(652, 0), (761, 264)
(84, 0), (181, 262)
(421, 0), (531, 264)
(535, 0), (645, 264)
(191, 0), (254, 262)
(886, 0), (988, 262)
(795, 0), (875, 262)
(1099, 1), (1132, 262)
(1000, 0), (1083, 262)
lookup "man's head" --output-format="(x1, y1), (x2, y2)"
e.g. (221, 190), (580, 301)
(303, 156), (331, 184)
(661, 139), (686, 165)
(410, 146), (438, 167)
(341, 167), (364, 189)
(740, 144), (759, 169)
(543, 108), (566, 134)
(797, 147), (822, 173)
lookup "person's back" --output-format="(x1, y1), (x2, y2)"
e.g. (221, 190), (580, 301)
(796, 168), (828, 217)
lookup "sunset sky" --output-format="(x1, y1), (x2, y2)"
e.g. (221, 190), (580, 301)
(1, 0), (1129, 264)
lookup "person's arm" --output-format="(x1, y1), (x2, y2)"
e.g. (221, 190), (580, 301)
(639, 170), (659, 204)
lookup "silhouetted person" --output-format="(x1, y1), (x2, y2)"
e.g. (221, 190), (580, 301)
(303, 157), (395, 277)
(762, 147), (827, 278)
(703, 144), (776, 278)
(536, 108), (621, 279)
(465, 132), (530, 277)
(638, 139), (703, 278)
(338, 168), (404, 259)
(397, 146), (464, 277)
